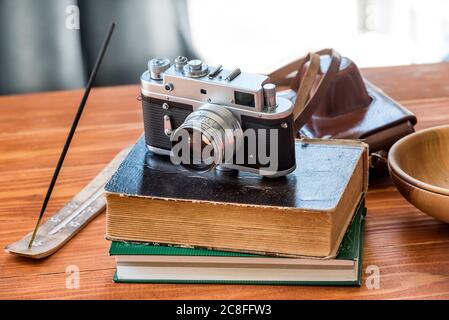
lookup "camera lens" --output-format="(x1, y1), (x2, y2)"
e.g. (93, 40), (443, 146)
(171, 104), (242, 172)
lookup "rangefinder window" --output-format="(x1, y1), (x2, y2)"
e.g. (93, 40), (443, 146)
(234, 91), (255, 108)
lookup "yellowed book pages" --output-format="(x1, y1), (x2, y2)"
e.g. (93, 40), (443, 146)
(105, 137), (368, 258)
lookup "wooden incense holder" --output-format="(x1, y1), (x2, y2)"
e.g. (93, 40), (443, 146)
(5, 146), (131, 259)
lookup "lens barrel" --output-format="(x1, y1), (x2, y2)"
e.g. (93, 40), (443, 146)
(171, 104), (242, 172)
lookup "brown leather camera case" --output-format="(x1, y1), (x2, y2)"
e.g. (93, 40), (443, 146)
(271, 49), (417, 175)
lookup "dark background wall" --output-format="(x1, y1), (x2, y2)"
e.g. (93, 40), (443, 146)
(0, 0), (195, 95)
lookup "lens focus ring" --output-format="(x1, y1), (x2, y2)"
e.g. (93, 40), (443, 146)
(171, 104), (242, 172)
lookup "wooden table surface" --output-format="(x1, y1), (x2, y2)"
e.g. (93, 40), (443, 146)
(1, 63), (449, 300)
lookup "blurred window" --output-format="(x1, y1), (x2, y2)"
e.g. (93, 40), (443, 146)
(188, 0), (449, 72)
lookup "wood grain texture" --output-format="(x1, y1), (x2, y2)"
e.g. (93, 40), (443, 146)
(5, 146), (131, 259)
(390, 170), (449, 224)
(389, 125), (449, 195)
(388, 125), (449, 223)
(1, 63), (449, 300)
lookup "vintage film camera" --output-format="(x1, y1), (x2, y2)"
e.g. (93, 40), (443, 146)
(140, 56), (297, 177)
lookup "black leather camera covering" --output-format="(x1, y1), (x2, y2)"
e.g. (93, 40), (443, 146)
(240, 114), (296, 172)
(142, 96), (192, 150)
(142, 96), (296, 173)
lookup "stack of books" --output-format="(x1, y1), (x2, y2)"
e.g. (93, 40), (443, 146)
(105, 136), (369, 286)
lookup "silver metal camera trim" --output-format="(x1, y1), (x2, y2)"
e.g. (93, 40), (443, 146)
(141, 61), (296, 177)
(174, 104), (244, 170)
(147, 145), (172, 155)
(145, 145), (296, 178)
(183, 60), (209, 78)
(141, 65), (285, 113)
(223, 163), (296, 178)
(140, 88), (294, 122)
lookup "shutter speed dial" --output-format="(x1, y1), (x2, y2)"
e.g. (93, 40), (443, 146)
(183, 59), (209, 78)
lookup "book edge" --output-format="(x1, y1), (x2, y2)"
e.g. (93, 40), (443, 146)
(108, 199), (366, 260)
(105, 138), (369, 212)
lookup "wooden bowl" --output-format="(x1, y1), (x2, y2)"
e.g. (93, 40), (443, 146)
(388, 125), (449, 222)
(390, 170), (449, 223)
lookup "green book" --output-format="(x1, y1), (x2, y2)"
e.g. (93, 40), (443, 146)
(110, 200), (366, 286)
(105, 137), (368, 258)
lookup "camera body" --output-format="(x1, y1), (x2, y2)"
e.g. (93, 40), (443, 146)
(140, 56), (296, 177)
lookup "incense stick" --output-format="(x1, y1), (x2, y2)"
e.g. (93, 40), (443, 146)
(28, 23), (116, 248)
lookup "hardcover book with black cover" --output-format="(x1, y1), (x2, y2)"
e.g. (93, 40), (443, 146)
(104, 136), (368, 258)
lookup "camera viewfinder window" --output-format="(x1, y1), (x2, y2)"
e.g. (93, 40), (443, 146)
(234, 91), (255, 108)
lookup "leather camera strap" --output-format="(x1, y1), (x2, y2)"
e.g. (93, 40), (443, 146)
(291, 49), (341, 132)
(291, 53), (320, 125)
